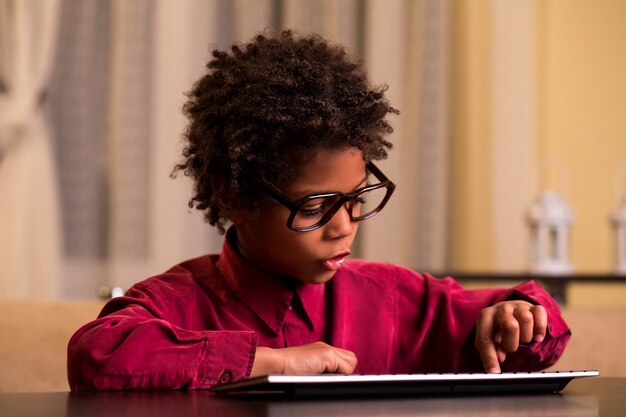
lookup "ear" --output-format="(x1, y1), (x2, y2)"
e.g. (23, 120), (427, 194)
(216, 197), (248, 225)
(213, 179), (250, 225)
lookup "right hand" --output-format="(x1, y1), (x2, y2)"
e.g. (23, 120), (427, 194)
(474, 301), (547, 373)
(250, 342), (358, 376)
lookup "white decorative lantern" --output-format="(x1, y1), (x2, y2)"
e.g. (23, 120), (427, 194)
(611, 198), (626, 274)
(528, 191), (575, 274)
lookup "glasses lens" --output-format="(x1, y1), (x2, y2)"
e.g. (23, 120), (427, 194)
(289, 185), (391, 231)
(351, 185), (389, 220)
(291, 195), (343, 230)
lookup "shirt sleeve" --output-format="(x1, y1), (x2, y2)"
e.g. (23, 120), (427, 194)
(395, 271), (571, 373)
(67, 285), (257, 391)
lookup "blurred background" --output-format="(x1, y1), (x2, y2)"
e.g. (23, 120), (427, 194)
(3, 0), (626, 391)
(1, 0), (626, 303)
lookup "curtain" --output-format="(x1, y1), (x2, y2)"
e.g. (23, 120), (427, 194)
(106, 0), (154, 289)
(0, 0), (62, 298)
(360, 0), (450, 270)
(39, 0), (450, 298)
(48, 0), (222, 297)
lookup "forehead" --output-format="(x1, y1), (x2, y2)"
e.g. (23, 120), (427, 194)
(283, 148), (366, 196)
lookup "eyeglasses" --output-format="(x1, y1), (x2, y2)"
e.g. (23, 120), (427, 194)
(256, 162), (396, 232)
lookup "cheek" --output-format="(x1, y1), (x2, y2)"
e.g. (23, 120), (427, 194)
(280, 230), (320, 254)
(267, 232), (323, 268)
(252, 206), (290, 239)
(351, 220), (360, 234)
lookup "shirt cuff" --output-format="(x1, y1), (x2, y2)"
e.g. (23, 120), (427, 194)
(493, 280), (571, 338)
(196, 330), (257, 388)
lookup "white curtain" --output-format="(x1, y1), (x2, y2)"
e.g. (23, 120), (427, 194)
(106, 0), (155, 289)
(49, 0), (222, 297)
(360, 0), (450, 271)
(21, 0), (450, 298)
(0, 0), (62, 298)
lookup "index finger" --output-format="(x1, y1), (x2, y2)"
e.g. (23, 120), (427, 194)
(475, 309), (501, 373)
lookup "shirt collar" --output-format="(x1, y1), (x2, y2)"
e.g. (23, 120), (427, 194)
(295, 280), (326, 332)
(216, 228), (323, 335)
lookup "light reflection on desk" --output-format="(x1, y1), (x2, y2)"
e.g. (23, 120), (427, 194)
(265, 394), (598, 417)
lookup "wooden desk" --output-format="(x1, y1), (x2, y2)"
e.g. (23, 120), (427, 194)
(0, 377), (622, 417)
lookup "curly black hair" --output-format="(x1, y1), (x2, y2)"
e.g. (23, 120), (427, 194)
(175, 30), (398, 233)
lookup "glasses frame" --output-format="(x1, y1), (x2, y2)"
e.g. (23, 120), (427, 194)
(256, 162), (396, 232)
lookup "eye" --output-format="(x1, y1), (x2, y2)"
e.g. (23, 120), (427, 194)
(299, 208), (324, 218)
(298, 201), (327, 218)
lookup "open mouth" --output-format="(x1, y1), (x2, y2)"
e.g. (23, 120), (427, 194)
(321, 251), (351, 271)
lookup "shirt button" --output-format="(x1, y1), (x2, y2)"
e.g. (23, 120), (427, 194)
(219, 370), (232, 384)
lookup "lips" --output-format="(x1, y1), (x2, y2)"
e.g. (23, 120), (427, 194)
(321, 250), (351, 271)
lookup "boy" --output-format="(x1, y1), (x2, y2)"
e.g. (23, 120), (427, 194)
(67, 31), (570, 391)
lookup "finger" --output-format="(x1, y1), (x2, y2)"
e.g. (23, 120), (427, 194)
(496, 343), (507, 364)
(333, 348), (358, 370)
(475, 308), (501, 373)
(513, 305), (535, 345)
(335, 354), (358, 374)
(531, 305), (548, 343)
(496, 304), (520, 353)
(311, 343), (356, 374)
(327, 348), (357, 374)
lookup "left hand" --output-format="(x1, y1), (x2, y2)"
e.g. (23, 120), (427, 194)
(475, 300), (547, 373)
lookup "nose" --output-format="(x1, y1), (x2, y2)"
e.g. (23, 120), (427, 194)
(323, 203), (354, 239)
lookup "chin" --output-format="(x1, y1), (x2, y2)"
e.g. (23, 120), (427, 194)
(299, 271), (337, 285)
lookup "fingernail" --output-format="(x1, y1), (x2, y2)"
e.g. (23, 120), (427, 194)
(534, 334), (544, 343)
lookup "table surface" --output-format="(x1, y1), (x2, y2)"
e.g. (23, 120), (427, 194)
(1, 376), (622, 417)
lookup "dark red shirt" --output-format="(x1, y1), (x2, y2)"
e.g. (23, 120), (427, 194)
(67, 233), (571, 391)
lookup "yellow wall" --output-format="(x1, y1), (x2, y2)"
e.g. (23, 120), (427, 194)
(451, 0), (626, 274)
(540, 0), (626, 272)
(450, 0), (493, 270)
